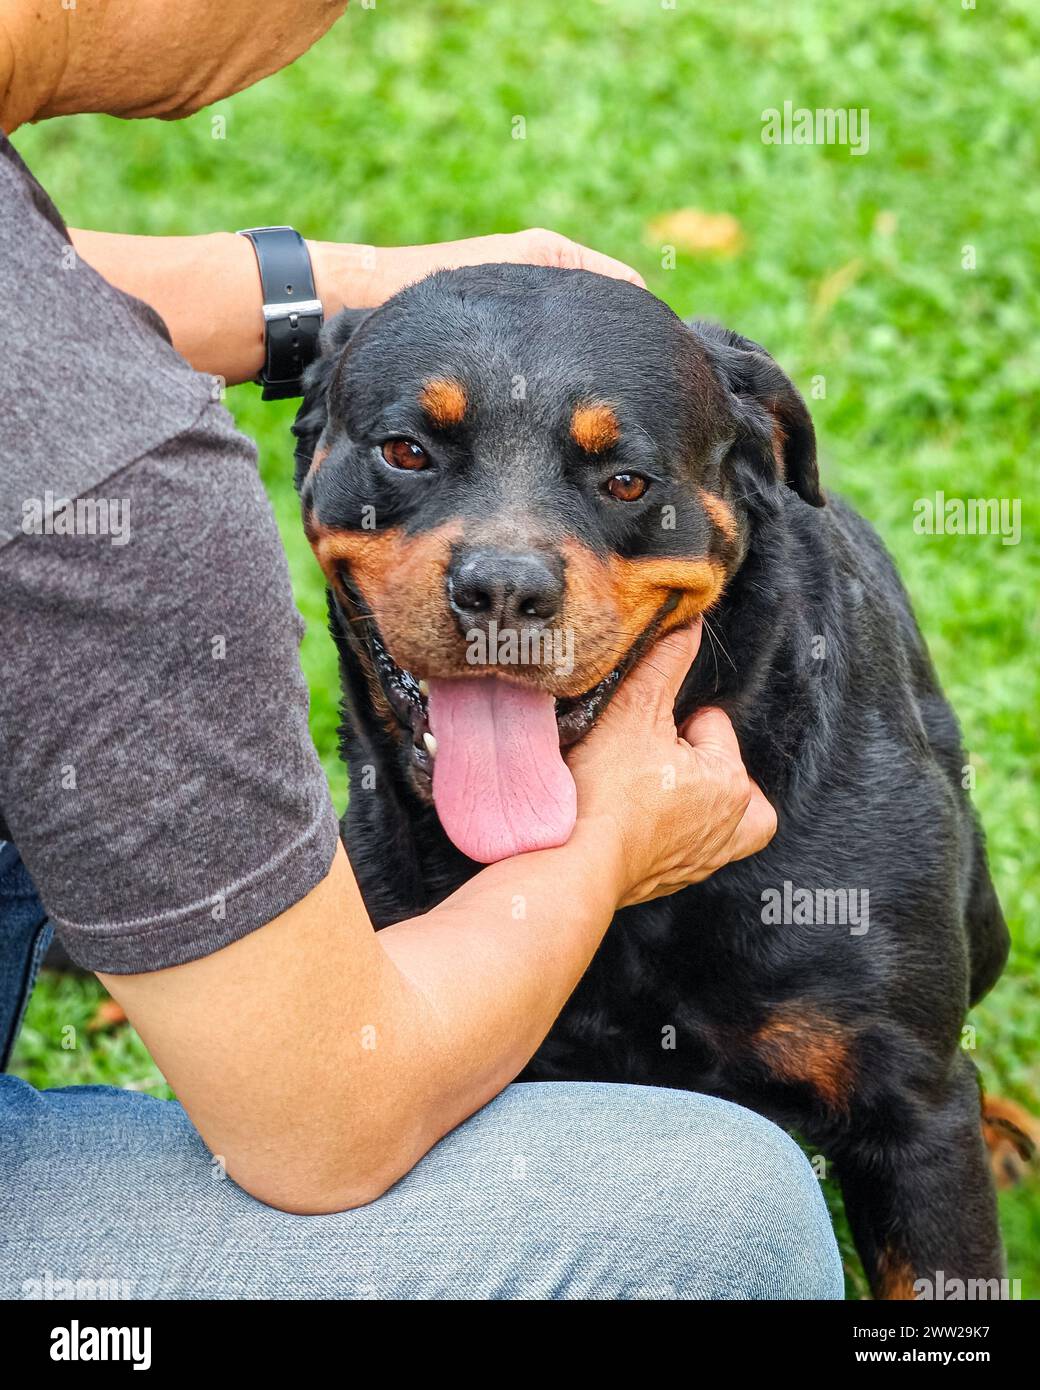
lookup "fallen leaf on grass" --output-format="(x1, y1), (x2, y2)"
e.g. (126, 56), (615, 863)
(87, 998), (128, 1032)
(982, 1094), (1040, 1189)
(645, 208), (745, 258)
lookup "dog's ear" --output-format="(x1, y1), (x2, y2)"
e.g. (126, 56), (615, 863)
(291, 308), (370, 491)
(691, 320), (823, 507)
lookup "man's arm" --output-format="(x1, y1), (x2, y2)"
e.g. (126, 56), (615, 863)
(99, 629), (773, 1216)
(0, 1), (349, 132)
(6, 0), (643, 381)
(98, 833), (623, 1215)
(68, 228), (644, 384)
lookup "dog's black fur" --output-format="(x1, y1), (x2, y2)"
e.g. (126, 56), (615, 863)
(293, 265), (1009, 1297)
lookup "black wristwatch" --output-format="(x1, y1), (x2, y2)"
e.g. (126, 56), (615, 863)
(237, 226), (324, 400)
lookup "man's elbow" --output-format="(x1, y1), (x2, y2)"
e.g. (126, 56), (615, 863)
(230, 1169), (391, 1216)
(224, 1144), (416, 1216)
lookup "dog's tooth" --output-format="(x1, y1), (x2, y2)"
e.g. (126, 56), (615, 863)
(423, 731), (438, 757)
(418, 679), (430, 697)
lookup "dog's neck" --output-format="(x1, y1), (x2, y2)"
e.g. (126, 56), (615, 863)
(677, 487), (839, 796)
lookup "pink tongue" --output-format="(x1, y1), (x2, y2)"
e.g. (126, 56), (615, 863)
(427, 677), (577, 863)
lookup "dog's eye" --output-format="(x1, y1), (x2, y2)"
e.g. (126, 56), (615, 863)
(381, 439), (429, 471)
(605, 472), (648, 502)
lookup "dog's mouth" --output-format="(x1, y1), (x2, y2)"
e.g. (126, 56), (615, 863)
(366, 619), (646, 756)
(340, 588), (667, 866)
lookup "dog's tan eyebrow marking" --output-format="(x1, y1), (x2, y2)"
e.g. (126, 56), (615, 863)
(570, 402), (620, 454)
(698, 488), (738, 544)
(419, 378), (468, 428)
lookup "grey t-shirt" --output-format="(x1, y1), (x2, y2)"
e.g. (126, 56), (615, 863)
(0, 135), (340, 972)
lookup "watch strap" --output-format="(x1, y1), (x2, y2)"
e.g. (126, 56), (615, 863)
(238, 226), (324, 400)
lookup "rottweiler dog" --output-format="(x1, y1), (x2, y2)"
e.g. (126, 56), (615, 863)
(292, 264), (1012, 1298)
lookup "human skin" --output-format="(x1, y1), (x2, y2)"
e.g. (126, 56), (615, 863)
(99, 628), (777, 1214)
(66, 228), (646, 383)
(0, 0), (352, 128)
(1, 1), (644, 382)
(3, 0), (776, 1213)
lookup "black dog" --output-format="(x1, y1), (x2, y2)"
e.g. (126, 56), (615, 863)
(292, 264), (1010, 1298)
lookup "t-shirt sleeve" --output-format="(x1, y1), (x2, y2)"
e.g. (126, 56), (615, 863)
(0, 403), (341, 973)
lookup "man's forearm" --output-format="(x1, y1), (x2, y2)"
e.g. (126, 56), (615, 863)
(69, 230), (389, 383)
(370, 817), (625, 1195)
(68, 228), (645, 386)
(101, 829), (625, 1214)
(70, 230), (268, 384)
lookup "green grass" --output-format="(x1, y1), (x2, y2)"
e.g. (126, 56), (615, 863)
(9, 0), (1038, 1297)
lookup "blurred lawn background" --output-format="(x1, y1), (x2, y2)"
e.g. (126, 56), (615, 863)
(9, 0), (1038, 1297)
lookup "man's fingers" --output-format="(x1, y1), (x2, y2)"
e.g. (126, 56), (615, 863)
(681, 706), (775, 863)
(679, 703), (744, 764)
(429, 228), (647, 288)
(569, 243), (647, 288)
(724, 783), (778, 863)
(611, 621), (702, 719)
(523, 228), (646, 288)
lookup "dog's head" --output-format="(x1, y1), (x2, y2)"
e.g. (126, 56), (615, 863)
(293, 264), (821, 863)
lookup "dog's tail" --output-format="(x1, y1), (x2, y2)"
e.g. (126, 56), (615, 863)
(980, 1091), (1039, 1188)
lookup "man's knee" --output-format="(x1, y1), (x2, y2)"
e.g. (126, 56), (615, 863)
(1, 1075), (845, 1300)
(426, 1082), (844, 1300)
(652, 1091), (845, 1300)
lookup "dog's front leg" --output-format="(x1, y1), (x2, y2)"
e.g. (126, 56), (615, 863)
(835, 1054), (1005, 1300)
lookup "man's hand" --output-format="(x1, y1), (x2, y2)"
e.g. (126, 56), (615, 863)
(567, 621), (777, 908)
(68, 228), (644, 384)
(308, 228), (646, 314)
(99, 622), (775, 1217)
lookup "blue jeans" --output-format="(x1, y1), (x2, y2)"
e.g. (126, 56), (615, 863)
(0, 846), (843, 1299)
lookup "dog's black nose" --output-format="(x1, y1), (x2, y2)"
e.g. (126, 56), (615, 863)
(448, 548), (564, 634)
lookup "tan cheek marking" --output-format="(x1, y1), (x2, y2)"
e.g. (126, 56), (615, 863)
(419, 378), (467, 428)
(753, 1008), (853, 1113)
(307, 520), (466, 675)
(605, 554), (728, 652)
(556, 541), (627, 689)
(559, 540), (726, 692)
(608, 554), (725, 615)
(308, 523), (404, 597)
(570, 403), (620, 454)
(303, 526), (403, 734)
(698, 488), (738, 545)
